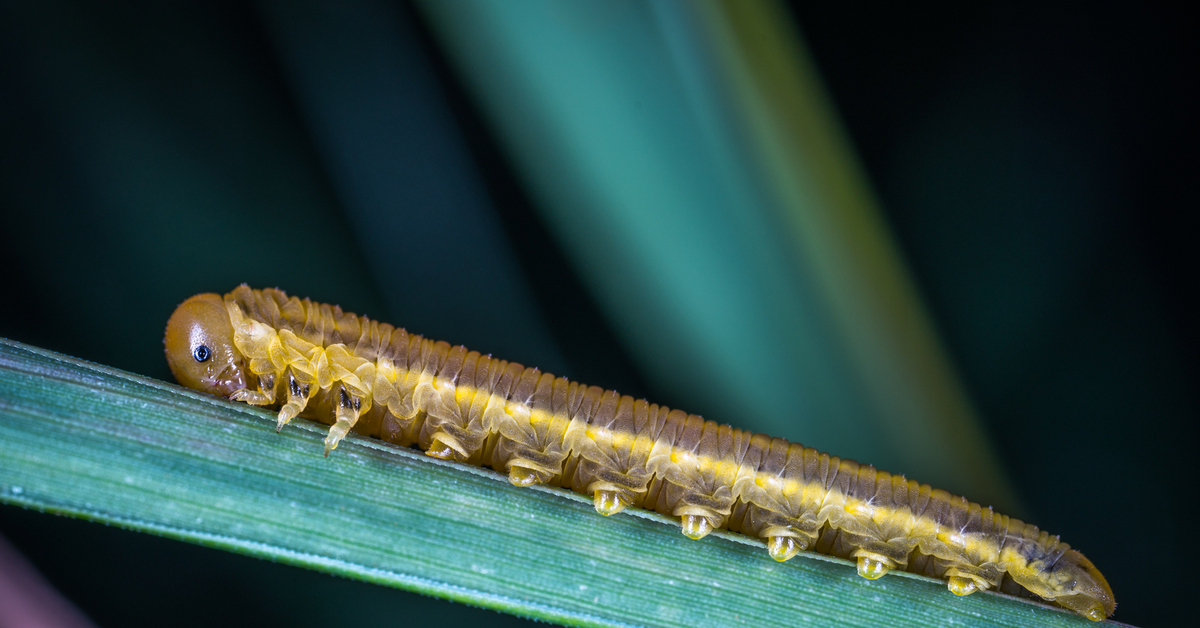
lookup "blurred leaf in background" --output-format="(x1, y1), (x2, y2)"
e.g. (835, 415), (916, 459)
(416, 0), (1017, 512)
(0, 0), (1193, 626)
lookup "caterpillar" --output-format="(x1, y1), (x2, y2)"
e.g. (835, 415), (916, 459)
(164, 285), (1115, 621)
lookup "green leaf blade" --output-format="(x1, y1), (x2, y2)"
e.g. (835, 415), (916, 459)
(0, 339), (1098, 627)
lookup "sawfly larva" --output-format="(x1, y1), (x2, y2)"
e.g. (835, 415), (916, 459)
(164, 285), (1115, 621)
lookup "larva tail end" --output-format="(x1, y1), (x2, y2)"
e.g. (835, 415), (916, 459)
(1054, 595), (1108, 622)
(1054, 550), (1116, 620)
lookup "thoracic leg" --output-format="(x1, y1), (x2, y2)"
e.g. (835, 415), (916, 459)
(231, 372), (278, 406)
(324, 386), (364, 456)
(276, 370), (313, 432)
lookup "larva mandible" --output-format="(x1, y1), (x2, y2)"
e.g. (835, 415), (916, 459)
(164, 285), (1115, 621)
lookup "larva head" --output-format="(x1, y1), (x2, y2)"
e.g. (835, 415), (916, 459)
(164, 293), (246, 397)
(1050, 550), (1116, 621)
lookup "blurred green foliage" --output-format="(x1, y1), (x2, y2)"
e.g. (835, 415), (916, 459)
(0, 0), (1191, 626)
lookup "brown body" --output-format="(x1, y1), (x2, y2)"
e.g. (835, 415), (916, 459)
(165, 286), (1115, 620)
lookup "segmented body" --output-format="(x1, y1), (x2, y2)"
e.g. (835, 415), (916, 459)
(165, 286), (1115, 620)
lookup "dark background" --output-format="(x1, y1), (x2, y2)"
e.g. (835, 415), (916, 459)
(0, 1), (1194, 626)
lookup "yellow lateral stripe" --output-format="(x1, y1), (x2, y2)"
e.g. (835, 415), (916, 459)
(240, 334), (1009, 565)
(386, 377), (1007, 563)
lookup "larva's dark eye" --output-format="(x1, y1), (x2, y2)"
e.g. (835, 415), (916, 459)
(193, 345), (212, 362)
